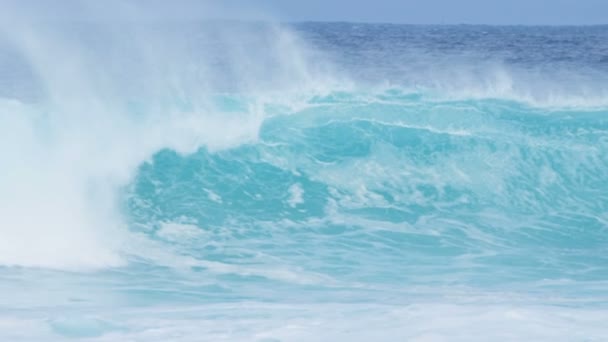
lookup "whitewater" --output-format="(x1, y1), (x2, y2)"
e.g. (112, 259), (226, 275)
(1, 3), (608, 341)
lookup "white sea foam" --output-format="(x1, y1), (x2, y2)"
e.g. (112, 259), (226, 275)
(287, 183), (305, 208)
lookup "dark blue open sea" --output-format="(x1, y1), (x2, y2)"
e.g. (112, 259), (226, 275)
(1, 15), (608, 341)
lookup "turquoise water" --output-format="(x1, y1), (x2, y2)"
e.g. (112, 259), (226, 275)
(1, 11), (608, 341)
(129, 92), (608, 289)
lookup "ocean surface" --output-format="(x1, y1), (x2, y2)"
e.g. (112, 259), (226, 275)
(1, 15), (608, 341)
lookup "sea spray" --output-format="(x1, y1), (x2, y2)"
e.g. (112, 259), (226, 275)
(0, 2), (335, 269)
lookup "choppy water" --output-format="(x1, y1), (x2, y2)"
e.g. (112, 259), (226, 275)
(1, 9), (608, 341)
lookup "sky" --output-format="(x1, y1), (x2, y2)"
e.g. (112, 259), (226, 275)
(236, 0), (607, 25)
(2, 0), (607, 25)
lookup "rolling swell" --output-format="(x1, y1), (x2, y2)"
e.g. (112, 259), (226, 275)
(127, 90), (608, 294)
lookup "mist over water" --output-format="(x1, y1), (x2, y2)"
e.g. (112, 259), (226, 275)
(1, 2), (608, 341)
(0, 2), (334, 269)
